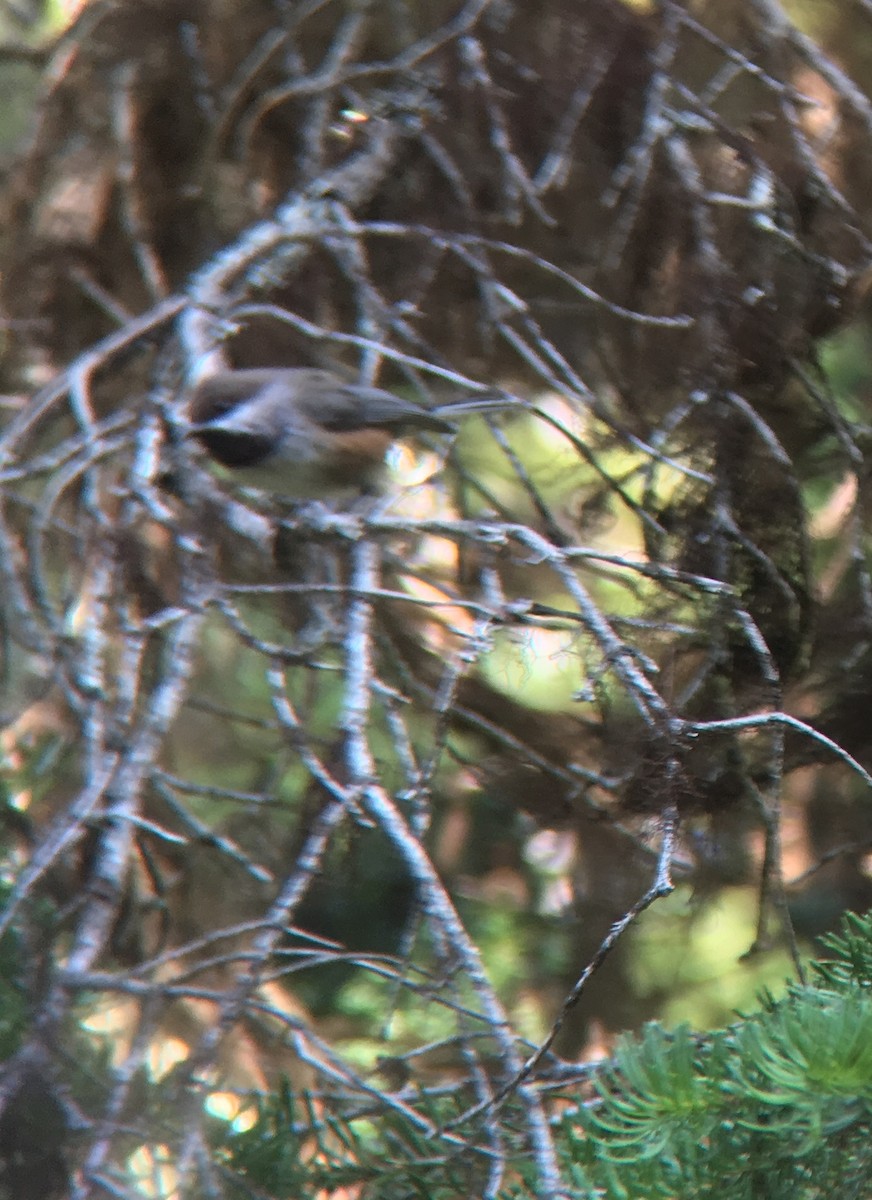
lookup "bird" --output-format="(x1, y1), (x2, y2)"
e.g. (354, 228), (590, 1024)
(186, 367), (514, 499)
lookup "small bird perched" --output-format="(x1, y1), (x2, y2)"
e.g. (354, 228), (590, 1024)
(187, 367), (513, 499)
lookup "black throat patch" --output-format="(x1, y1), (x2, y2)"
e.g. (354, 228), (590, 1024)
(194, 427), (274, 468)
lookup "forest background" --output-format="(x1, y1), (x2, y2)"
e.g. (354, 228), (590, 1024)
(3, 1), (872, 1196)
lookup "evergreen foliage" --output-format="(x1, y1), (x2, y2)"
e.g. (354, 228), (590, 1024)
(221, 910), (872, 1198)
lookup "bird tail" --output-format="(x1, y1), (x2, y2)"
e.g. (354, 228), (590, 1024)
(431, 393), (523, 422)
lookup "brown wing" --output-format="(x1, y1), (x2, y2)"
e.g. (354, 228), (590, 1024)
(293, 374), (454, 434)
